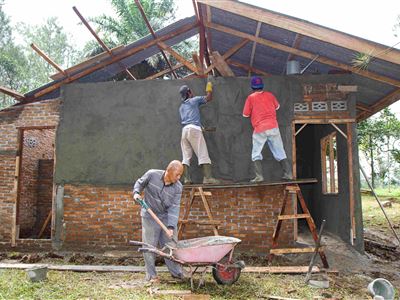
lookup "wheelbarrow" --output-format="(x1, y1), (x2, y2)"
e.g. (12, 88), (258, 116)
(131, 195), (245, 289)
(130, 235), (245, 289)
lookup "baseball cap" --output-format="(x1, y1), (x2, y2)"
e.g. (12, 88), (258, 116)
(251, 76), (264, 89)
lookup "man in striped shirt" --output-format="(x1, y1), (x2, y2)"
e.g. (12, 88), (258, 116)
(133, 160), (184, 282)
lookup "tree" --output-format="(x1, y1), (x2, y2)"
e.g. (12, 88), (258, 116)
(17, 17), (81, 89)
(0, 1), (27, 108)
(85, 0), (197, 79)
(358, 108), (400, 188)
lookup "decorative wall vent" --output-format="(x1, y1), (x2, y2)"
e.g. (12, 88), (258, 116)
(311, 102), (328, 112)
(24, 137), (39, 148)
(294, 102), (309, 112)
(331, 101), (347, 111)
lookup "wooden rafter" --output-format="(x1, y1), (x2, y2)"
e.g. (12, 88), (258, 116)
(134, 0), (177, 79)
(357, 89), (400, 121)
(356, 102), (372, 112)
(210, 51), (235, 76)
(24, 21), (198, 101)
(204, 21), (400, 88)
(0, 86), (25, 101)
(195, 0), (208, 72)
(227, 59), (271, 76)
(197, 0), (400, 65)
(157, 41), (199, 74)
(145, 62), (187, 80)
(30, 43), (66, 76)
(203, 38), (249, 74)
(73, 6), (136, 80)
(248, 21), (261, 76)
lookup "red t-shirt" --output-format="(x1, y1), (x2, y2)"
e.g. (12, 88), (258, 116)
(243, 91), (280, 133)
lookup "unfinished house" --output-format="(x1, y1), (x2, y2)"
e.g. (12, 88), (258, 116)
(1, 0), (400, 261)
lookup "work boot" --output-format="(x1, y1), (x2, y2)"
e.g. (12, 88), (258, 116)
(182, 164), (192, 184)
(201, 164), (220, 184)
(280, 158), (293, 180)
(250, 160), (264, 183)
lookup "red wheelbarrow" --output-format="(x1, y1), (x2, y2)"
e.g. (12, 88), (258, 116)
(130, 235), (245, 289)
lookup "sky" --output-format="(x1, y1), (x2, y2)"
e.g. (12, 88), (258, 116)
(2, 0), (400, 113)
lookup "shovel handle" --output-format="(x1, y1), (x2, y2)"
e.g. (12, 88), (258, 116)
(134, 196), (177, 243)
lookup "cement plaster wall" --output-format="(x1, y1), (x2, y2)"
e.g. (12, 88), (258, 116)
(55, 77), (297, 185)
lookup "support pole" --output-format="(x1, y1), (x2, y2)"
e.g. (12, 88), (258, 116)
(360, 166), (400, 245)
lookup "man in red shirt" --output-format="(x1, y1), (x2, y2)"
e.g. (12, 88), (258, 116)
(243, 76), (292, 182)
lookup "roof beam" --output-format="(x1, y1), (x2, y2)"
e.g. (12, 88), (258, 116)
(73, 6), (136, 80)
(203, 38), (249, 74)
(283, 33), (303, 74)
(197, 0), (400, 65)
(227, 59), (271, 76)
(30, 43), (67, 76)
(357, 89), (400, 121)
(0, 86), (25, 101)
(205, 21), (400, 88)
(157, 41), (199, 74)
(248, 21), (261, 76)
(27, 21), (198, 101)
(210, 51), (235, 76)
(145, 62), (187, 80)
(134, 0), (177, 79)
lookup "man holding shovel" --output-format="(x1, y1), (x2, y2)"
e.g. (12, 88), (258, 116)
(133, 160), (185, 282)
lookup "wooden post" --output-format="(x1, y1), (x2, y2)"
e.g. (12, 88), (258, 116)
(346, 123), (356, 241)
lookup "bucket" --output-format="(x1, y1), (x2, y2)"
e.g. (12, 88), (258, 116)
(26, 266), (48, 282)
(286, 60), (300, 75)
(367, 278), (395, 300)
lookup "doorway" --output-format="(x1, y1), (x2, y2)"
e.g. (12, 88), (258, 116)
(15, 127), (56, 239)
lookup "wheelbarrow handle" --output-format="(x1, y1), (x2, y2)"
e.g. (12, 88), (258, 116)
(134, 196), (178, 244)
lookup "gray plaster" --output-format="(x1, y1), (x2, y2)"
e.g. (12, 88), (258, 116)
(55, 77), (296, 185)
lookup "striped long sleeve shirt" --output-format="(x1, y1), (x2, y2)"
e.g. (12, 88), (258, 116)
(133, 169), (182, 229)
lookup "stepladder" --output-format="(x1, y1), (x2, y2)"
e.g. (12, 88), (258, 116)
(268, 184), (329, 268)
(178, 186), (220, 239)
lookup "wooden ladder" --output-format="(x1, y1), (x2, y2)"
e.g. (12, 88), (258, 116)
(268, 184), (329, 268)
(178, 186), (220, 239)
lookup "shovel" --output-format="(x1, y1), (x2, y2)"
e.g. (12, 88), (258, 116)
(134, 196), (178, 246)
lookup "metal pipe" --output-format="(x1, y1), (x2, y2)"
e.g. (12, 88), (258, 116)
(360, 166), (400, 245)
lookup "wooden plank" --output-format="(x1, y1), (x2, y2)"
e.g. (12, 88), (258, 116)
(158, 41), (199, 74)
(134, 0), (177, 78)
(329, 134), (335, 193)
(30, 43), (66, 76)
(248, 21), (262, 75)
(0, 86), (25, 100)
(356, 102), (372, 112)
(179, 219), (221, 225)
(38, 210), (52, 238)
(227, 59), (271, 76)
(145, 62), (185, 80)
(192, 53), (204, 75)
(294, 118), (356, 124)
(278, 214), (309, 220)
(347, 123), (356, 240)
(338, 85), (358, 92)
(321, 137), (327, 194)
(357, 89), (400, 121)
(197, 0), (400, 65)
(194, 191), (212, 196)
(28, 21), (198, 100)
(50, 45), (125, 80)
(204, 39), (249, 74)
(210, 51), (235, 76)
(243, 266), (320, 274)
(204, 21), (400, 88)
(270, 247), (323, 254)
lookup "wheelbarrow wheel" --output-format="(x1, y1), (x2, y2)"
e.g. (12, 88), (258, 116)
(212, 263), (241, 285)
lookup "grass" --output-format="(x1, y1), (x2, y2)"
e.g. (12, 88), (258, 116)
(0, 269), (373, 300)
(362, 187), (400, 235)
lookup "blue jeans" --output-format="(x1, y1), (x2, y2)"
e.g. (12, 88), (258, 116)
(252, 127), (287, 161)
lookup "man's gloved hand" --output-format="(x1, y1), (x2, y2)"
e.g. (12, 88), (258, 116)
(206, 81), (213, 93)
(133, 192), (141, 200)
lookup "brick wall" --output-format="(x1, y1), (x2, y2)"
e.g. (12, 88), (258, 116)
(0, 100), (59, 242)
(62, 184), (293, 254)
